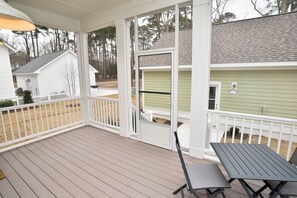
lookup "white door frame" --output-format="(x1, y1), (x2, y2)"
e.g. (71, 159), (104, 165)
(209, 81), (221, 110)
(135, 48), (177, 149)
(133, 4), (179, 150)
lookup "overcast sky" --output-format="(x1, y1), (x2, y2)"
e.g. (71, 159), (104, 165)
(0, 0), (271, 39)
(224, 0), (267, 20)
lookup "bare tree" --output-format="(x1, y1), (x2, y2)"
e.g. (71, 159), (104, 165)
(213, 0), (236, 23)
(64, 61), (78, 97)
(212, 0), (236, 23)
(250, 0), (297, 16)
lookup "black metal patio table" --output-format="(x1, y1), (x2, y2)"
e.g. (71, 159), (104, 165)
(211, 143), (297, 198)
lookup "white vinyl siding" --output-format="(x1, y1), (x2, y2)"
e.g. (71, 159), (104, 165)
(15, 75), (39, 96)
(15, 51), (97, 97)
(0, 46), (15, 99)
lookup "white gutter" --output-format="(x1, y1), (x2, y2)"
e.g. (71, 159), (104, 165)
(140, 62), (297, 71)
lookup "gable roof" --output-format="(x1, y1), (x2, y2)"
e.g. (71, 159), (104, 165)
(212, 11), (297, 64)
(140, 11), (297, 66)
(0, 39), (17, 54)
(13, 50), (68, 74)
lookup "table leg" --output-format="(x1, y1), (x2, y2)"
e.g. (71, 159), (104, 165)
(255, 184), (267, 198)
(238, 179), (258, 198)
(269, 181), (287, 198)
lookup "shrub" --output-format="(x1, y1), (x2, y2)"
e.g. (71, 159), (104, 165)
(228, 127), (240, 137)
(0, 99), (14, 108)
(15, 87), (24, 96)
(23, 90), (33, 104)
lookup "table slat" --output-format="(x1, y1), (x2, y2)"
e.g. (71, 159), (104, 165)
(211, 143), (297, 182)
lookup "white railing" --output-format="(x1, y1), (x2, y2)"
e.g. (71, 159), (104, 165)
(89, 97), (120, 131)
(207, 110), (297, 160)
(131, 105), (155, 134)
(0, 97), (83, 150)
(0, 93), (70, 106)
(140, 110), (153, 122)
(18, 92), (70, 105)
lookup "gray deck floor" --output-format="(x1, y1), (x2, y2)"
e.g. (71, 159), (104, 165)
(0, 126), (270, 198)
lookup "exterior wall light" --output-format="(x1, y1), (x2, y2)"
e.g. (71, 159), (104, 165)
(229, 82), (238, 94)
(0, 0), (35, 31)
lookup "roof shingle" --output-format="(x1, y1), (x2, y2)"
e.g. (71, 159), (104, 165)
(140, 11), (297, 66)
(13, 50), (67, 74)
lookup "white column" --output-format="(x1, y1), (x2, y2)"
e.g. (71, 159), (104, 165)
(115, 19), (132, 137)
(189, 0), (212, 159)
(77, 32), (91, 125)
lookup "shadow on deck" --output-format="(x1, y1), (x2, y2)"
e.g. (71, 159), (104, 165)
(0, 126), (270, 197)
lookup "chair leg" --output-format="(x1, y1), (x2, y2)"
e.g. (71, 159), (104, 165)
(181, 187), (185, 198)
(173, 184), (187, 195)
(206, 188), (225, 198)
(191, 189), (200, 198)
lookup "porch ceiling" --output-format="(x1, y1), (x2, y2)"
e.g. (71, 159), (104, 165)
(7, 0), (188, 31)
(9, 0), (132, 20)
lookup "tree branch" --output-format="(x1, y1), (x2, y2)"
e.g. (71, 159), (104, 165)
(250, 0), (265, 16)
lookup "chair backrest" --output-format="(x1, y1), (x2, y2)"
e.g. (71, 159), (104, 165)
(174, 131), (193, 190)
(289, 147), (297, 165)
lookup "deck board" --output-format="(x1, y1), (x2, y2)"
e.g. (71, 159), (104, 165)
(25, 143), (105, 198)
(49, 136), (168, 198)
(0, 126), (271, 197)
(10, 149), (73, 198)
(76, 128), (185, 177)
(0, 155), (37, 197)
(17, 146), (91, 198)
(60, 129), (184, 185)
(2, 152), (55, 198)
(0, 178), (19, 198)
(41, 139), (150, 198)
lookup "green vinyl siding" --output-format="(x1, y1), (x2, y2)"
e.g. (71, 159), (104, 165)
(143, 71), (191, 112)
(177, 71), (192, 112)
(211, 70), (297, 119)
(143, 70), (297, 119)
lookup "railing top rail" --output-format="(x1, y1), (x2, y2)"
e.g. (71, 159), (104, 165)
(17, 92), (70, 98)
(32, 93), (69, 98)
(0, 97), (82, 112)
(207, 110), (297, 124)
(88, 96), (118, 102)
(0, 96), (18, 101)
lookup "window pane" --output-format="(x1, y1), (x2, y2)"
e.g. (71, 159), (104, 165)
(209, 87), (216, 99)
(209, 99), (215, 110)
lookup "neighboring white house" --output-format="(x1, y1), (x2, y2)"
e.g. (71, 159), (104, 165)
(13, 50), (98, 97)
(0, 39), (16, 100)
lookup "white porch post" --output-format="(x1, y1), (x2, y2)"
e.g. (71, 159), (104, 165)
(189, 0), (212, 158)
(77, 31), (91, 125)
(115, 19), (132, 137)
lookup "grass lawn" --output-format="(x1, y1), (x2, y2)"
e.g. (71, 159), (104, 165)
(0, 100), (82, 144)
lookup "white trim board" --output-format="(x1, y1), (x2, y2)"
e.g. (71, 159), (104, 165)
(212, 62), (297, 70)
(141, 62), (297, 71)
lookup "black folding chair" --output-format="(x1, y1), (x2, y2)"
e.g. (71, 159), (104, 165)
(173, 131), (230, 198)
(257, 148), (297, 198)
